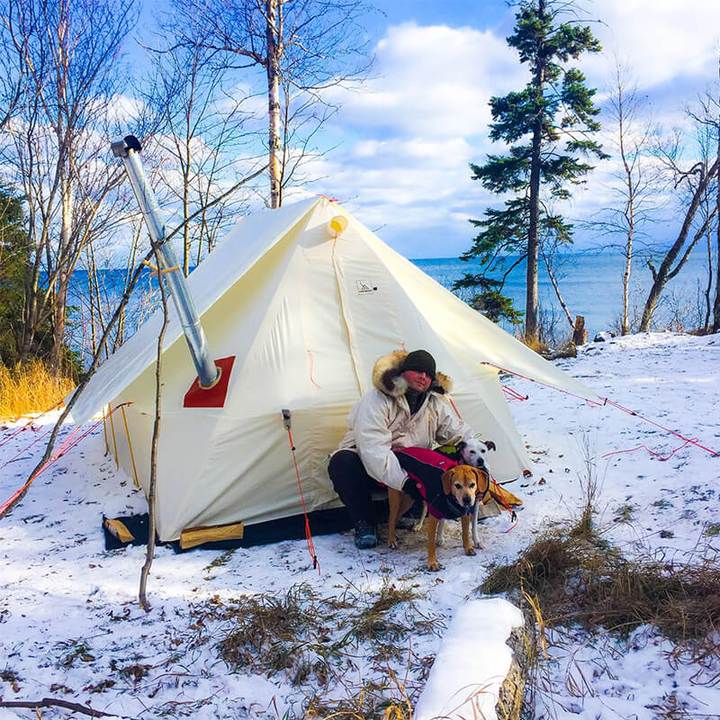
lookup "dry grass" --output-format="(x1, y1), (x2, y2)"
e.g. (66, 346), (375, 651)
(189, 580), (440, 698)
(0, 360), (74, 420)
(305, 674), (413, 720)
(482, 516), (720, 648)
(520, 336), (550, 355)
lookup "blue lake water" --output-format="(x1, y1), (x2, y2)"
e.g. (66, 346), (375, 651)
(414, 249), (714, 337)
(69, 247), (715, 356)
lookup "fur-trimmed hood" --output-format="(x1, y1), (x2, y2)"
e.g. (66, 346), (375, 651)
(371, 350), (453, 398)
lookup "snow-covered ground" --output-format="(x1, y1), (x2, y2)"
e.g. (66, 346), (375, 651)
(1, 332), (719, 719)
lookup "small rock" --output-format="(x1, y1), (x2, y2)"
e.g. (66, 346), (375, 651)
(594, 331), (616, 342)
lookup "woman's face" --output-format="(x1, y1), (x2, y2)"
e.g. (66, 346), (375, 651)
(402, 369), (432, 392)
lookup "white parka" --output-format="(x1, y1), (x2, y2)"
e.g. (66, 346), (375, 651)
(335, 351), (476, 491)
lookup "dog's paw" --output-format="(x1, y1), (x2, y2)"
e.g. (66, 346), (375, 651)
(465, 546), (477, 556)
(473, 539), (482, 549)
(427, 560), (442, 572)
(388, 535), (399, 549)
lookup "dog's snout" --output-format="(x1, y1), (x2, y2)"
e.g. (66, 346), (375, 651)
(462, 494), (473, 506)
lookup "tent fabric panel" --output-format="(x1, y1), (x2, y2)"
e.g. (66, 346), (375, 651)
(359, 225), (599, 401)
(326, 224), (410, 393)
(103, 207), (311, 425)
(109, 403), (153, 492)
(325, 216), (532, 479)
(449, 371), (532, 481)
(69, 198), (320, 426)
(158, 414), (342, 541)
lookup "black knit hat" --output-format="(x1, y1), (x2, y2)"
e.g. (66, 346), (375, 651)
(401, 349), (436, 379)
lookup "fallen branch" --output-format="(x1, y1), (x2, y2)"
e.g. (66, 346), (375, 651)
(0, 697), (132, 718)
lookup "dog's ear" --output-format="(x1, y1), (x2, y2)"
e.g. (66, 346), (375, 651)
(472, 466), (490, 495)
(484, 440), (496, 452)
(441, 469), (454, 495)
(456, 440), (467, 452)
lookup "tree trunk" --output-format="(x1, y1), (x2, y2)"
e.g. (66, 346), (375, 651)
(139, 255), (169, 612)
(702, 205), (713, 332)
(86, 248), (99, 356)
(541, 247), (573, 329)
(51, 276), (69, 372)
(525, 17), (544, 344)
(617, 79), (634, 336)
(621, 164), (634, 336)
(622, 223), (633, 335)
(19, 274), (39, 360)
(639, 157), (719, 332)
(51, 176), (74, 372)
(572, 315), (587, 346)
(266, 0), (282, 208)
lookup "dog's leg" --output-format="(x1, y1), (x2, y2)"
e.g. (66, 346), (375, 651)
(426, 515), (441, 571)
(471, 502), (481, 548)
(387, 488), (402, 549)
(436, 518), (446, 546)
(414, 503), (428, 532)
(461, 514), (477, 557)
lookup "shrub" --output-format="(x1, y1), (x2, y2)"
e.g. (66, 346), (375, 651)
(0, 360), (74, 420)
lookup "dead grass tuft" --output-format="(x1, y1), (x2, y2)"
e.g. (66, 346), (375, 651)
(521, 336), (550, 355)
(191, 580), (438, 695)
(349, 583), (419, 645)
(0, 360), (74, 420)
(215, 584), (328, 680)
(482, 524), (720, 647)
(305, 672), (413, 720)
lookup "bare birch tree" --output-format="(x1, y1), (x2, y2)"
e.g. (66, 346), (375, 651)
(638, 134), (719, 332)
(0, 0), (140, 371)
(147, 41), (258, 275)
(590, 61), (661, 335)
(169, 0), (371, 208)
(687, 67), (720, 333)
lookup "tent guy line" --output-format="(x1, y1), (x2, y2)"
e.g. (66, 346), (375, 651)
(482, 360), (720, 458)
(0, 403), (131, 518)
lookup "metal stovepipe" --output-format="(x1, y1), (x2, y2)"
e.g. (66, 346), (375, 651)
(111, 135), (219, 389)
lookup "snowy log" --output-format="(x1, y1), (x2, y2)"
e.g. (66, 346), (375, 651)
(414, 598), (525, 720)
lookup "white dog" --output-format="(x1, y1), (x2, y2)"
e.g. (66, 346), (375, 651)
(415, 438), (497, 548)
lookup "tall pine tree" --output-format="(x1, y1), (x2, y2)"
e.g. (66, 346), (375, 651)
(455, 0), (606, 342)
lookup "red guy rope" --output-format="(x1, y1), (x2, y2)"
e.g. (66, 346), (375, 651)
(285, 426), (320, 573)
(0, 403), (132, 518)
(482, 362), (720, 458)
(502, 385), (529, 402)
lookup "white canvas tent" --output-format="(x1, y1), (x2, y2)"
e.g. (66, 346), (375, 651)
(71, 197), (599, 542)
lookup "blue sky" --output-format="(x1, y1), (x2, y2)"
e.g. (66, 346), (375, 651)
(136, 1), (720, 259)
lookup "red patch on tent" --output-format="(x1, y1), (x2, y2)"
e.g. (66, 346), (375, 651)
(183, 356), (235, 408)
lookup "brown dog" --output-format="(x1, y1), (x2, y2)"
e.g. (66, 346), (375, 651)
(387, 464), (490, 571)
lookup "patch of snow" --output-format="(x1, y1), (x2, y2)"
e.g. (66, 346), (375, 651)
(1, 332), (719, 717)
(414, 598), (523, 719)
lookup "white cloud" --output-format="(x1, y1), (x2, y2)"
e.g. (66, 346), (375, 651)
(328, 22), (526, 139)
(323, 7), (720, 257)
(583, 0), (720, 91)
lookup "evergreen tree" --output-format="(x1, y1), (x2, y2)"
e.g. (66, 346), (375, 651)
(455, 0), (606, 341)
(0, 188), (29, 365)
